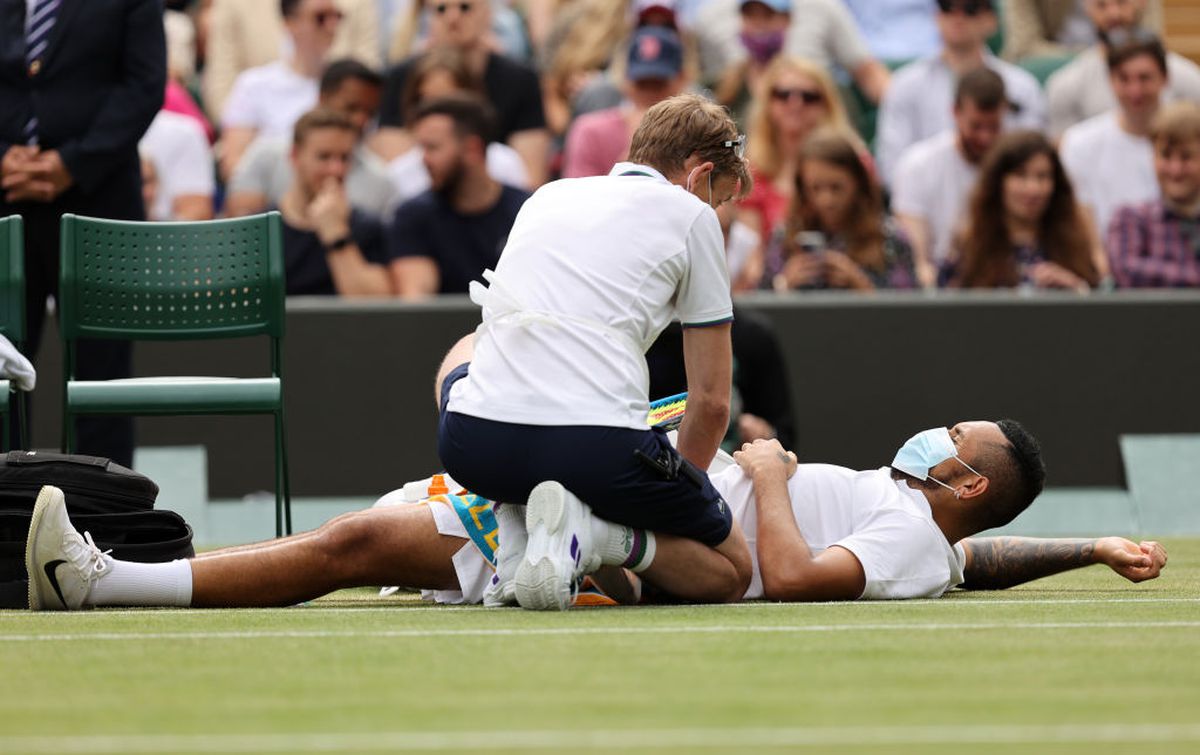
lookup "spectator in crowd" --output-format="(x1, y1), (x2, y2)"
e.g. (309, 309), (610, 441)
(161, 5), (215, 143)
(876, 0), (1045, 187)
(384, 47), (530, 207)
(226, 59), (395, 219)
(1002, 0), (1162, 62)
(842, 0), (942, 62)
(1108, 101), (1200, 288)
(1045, 0), (1197, 138)
(892, 67), (1009, 288)
(769, 129), (917, 292)
(0, 0), (165, 466)
(204, 0), (380, 123)
(944, 130), (1100, 290)
(387, 0), (531, 64)
(538, 0), (631, 138)
(561, 26), (687, 178)
(218, 0), (348, 181)
(739, 56), (855, 268)
(702, 0), (890, 116)
(387, 95), (531, 297)
(374, 0), (549, 185)
(1059, 30), (1166, 247)
(277, 109), (394, 296)
(138, 111), (216, 221)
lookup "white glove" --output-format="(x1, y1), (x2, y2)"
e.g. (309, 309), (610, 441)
(0, 334), (35, 391)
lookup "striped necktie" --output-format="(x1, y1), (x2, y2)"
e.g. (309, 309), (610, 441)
(24, 0), (63, 145)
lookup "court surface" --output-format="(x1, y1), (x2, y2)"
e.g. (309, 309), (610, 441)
(1, 538), (1197, 754)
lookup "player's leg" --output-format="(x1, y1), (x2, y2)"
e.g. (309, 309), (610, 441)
(434, 333), (474, 405)
(634, 525), (752, 603)
(189, 504), (463, 607)
(26, 485), (464, 610)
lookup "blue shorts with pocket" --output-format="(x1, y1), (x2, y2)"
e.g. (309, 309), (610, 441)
(437, 363), (732, 547)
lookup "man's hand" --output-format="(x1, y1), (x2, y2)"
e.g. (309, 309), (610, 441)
(1095, 537), (1167, 583)
(3, 149), (74, 203)
(308, 177), (352, 246)
(733, 438), (797, 482)
(1, 145), (38, 179)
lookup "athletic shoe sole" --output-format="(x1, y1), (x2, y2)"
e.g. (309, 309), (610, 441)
(514, 481), (577, 611)
(25, 485), (62, 611)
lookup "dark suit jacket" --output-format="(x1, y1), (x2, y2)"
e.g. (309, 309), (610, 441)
(0, 0), (165, 217)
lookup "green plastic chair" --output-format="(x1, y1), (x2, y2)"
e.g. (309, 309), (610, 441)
(58, 212), (292, 535)
(0, 216), (26, 452)
(1019, 54), (1076, 86)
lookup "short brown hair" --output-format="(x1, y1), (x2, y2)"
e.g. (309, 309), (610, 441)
(628, 93), (752, 197)
(1151, 101), (1200, 151)
(1106, 29), (1168, 76)
(954, 66), (1008, 111)
(292, 107), (356, 147)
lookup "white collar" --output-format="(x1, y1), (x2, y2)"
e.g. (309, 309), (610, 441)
(608, 162), (670, 183)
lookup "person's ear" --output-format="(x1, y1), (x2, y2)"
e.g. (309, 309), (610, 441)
(957, 473), (989, 501)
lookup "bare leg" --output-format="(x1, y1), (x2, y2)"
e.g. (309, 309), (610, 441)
(433, 333), (475, 405)
(190, 504), (465, 607)
(637, 521), (753, 603)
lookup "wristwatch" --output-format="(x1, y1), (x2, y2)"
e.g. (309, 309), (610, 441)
(324, 233), (354, 252)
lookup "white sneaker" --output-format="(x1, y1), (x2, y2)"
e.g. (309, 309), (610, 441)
(26, 486), (112, 611)
(514, 481), (601, 611)
(483, 502), (527, 607)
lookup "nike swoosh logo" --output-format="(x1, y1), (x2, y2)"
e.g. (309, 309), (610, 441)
(43, 560), (69, 608)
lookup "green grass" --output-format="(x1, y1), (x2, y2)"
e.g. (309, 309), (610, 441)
(1, 539), (1198, 754)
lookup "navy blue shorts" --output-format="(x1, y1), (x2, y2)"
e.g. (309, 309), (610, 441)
(437, 364), (732, 547)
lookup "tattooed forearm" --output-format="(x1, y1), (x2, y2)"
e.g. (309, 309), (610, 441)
(961, 537), (1097, 590)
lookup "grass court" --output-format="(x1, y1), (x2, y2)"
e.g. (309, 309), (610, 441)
(1, 538), (1197, 754)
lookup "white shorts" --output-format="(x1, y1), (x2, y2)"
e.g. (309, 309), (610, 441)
(418, 499), (494, 605)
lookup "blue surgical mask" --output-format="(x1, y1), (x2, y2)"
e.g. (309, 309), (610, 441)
(892, 427), (982, 497)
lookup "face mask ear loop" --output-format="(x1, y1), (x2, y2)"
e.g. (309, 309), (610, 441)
(686, 167), (701, 194)
(926, 474), (957, 493)
(956, 456), (984, 479)
(707, 170), (714, 209)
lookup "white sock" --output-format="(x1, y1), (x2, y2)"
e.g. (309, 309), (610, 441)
(87, 558), (194, 607)
(590, 517), (656, 572)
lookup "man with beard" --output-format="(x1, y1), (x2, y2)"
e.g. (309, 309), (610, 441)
(276, 108), (393, 296)
(387, 94), (531, 298)
(892, 67), (1008, 289)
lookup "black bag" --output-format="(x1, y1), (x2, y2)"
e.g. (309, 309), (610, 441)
(0, 451), (194, 609)
(0, 451), (158, 514)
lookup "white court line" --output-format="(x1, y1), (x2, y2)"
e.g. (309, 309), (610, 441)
(1, 596), (1195, 619)
(1, 620), (1198, 642)
(2, 723), (1199, 753)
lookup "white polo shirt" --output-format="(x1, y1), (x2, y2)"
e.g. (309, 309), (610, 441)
(220, 61), (319, 137)
(447, 162), (733, 430)
(1060, 111), (1158, 240)
(714, 463), (967, 601)
(891, 130), (978, 265)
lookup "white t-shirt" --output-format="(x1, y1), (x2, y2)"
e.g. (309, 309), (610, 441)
(1059, 111), (1158, 241)
(138, 110), (215, 222)
(386, 142), (531, 212)
(447, 162), (733, 430)
(220, 61), (319, 137)
(714, 464), (967, 601)
(890, 130), (977, 265)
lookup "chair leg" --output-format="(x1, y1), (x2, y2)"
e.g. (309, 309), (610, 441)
(275, 409), (292, 536)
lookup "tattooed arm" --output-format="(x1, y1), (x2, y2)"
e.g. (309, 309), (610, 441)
(961, 537), (1167, 590)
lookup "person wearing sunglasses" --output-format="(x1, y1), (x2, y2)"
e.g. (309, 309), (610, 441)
(374, 0), (550, 186)
(876, 0), (1045, 188)
(738, 56), (860, 289)
(1045, 0), (1200, 139)
(218, 0), (370, 183)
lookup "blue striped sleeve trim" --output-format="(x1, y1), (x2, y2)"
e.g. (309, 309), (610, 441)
(681, 315), (735, 328)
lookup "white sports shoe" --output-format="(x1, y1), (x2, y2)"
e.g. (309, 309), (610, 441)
(26, 485), (111, 611)
(483, 502), (528, 607)
(514, 481), (601, 611)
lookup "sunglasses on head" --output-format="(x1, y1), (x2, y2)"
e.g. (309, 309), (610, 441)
(312, 9), (344, 25)
(770, 87), (824, 105)
(722, 134), (747, 160)
(936, 0), (990, 16)
(434, 1), (474, 14)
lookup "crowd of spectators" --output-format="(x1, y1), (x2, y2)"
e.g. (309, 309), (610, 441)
(128, 0), (1200, 295)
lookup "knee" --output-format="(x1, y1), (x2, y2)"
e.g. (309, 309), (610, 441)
(313, 510), (377, 564)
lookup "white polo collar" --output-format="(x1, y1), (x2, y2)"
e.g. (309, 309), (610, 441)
(609, 162), (670, 183)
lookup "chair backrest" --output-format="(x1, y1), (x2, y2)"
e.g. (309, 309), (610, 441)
(59, 213), (285, 343)
(0, 215), (24, 344)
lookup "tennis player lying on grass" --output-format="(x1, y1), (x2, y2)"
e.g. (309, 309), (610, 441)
(23, 420), (1166, 610)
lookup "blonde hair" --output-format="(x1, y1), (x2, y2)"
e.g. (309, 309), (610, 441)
(1151, 101), (1200, 151)
(746, 56), (851, 181)
(628, 93), (751, 196)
